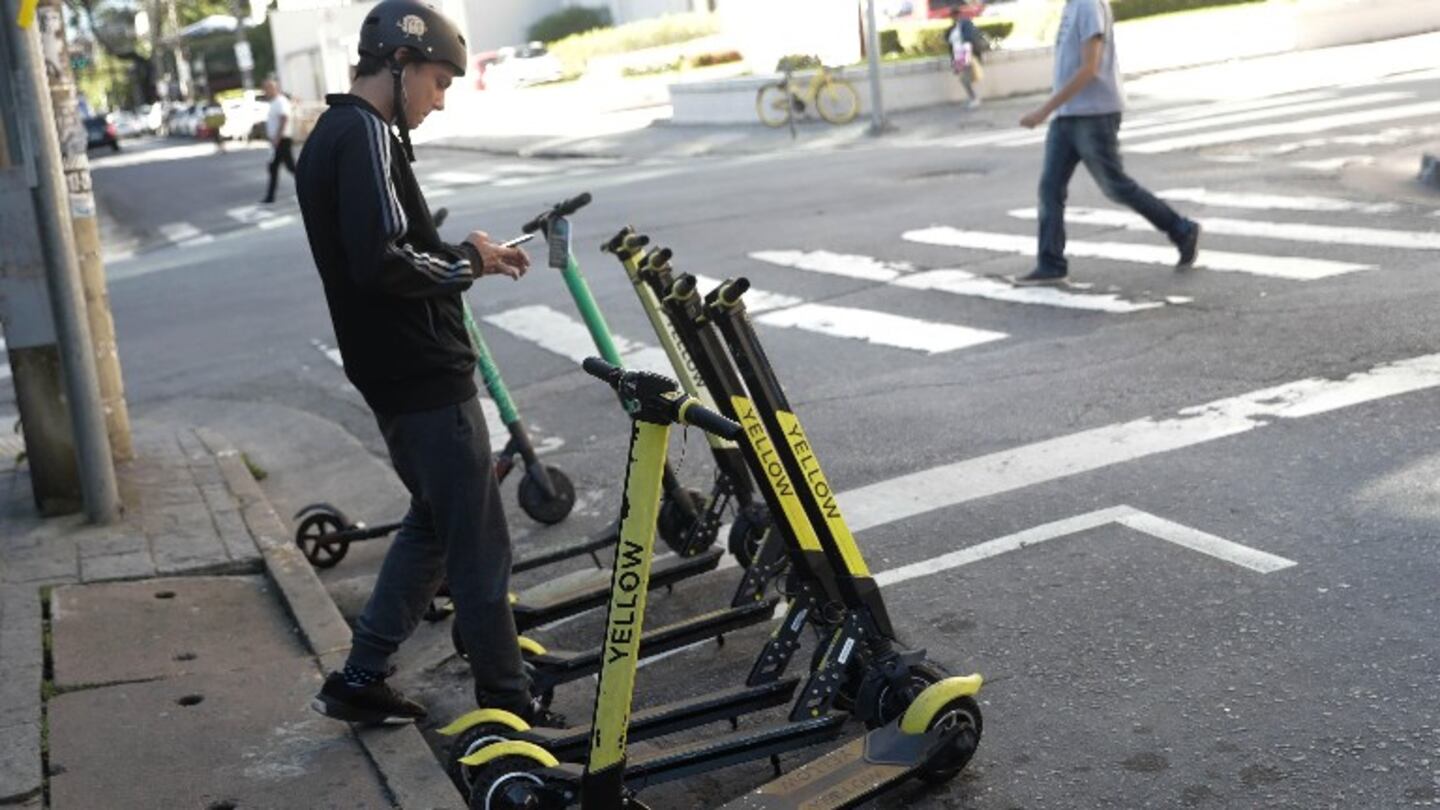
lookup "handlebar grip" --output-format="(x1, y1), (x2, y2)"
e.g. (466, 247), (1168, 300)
(523, 192), (594, 234)
(581, 356), (622, 386)
(557, 192), (592, 217)
(678, 400), (743, 441)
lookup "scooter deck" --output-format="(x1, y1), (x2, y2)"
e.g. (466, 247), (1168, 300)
(513, 547), (724, 632)
(512, 528), (614, 574)
(514, 677), (801, 761)
(529, 598), (780, 688)
(717, 722), (943, 809)
(534, 714), (848, 795)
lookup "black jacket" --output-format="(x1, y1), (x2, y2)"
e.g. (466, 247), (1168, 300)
(296, 94), (483, 415)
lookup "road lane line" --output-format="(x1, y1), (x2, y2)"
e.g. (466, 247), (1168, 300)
(841, 353), (1440, 533)
(873, 506), (1294, 587)
(904, 227), (1371, 280)
(1009, 207), (1440, 250)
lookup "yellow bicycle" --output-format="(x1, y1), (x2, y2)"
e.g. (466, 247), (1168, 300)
(755, 65), (860, 127)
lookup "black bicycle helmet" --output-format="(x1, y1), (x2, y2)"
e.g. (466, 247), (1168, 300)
(358, 0), (467, 77)
(357, 0), (467, 161)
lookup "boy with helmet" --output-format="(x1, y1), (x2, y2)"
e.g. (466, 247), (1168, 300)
(296, 0), (552, 726)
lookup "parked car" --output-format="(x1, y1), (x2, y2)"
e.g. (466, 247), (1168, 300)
(220, 91), (269, 140)
(478, 43), (564, 89)
(83, 115), (119, 152)
(111, 110), (146, 138)
(137, 103), (165, 134)
(165, 104), (202, 137)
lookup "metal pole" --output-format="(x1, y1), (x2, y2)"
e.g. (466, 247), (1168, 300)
(231, 0), (253, 90)
(10, 0), (121, 523)
(37, 0), (134, 462)
(864, 0), (889, 135)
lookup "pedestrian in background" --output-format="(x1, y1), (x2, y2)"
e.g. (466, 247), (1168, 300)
(947, 2), (984, 109)
(261, 78), (295, 204)
(1014, 0), (1201, 285)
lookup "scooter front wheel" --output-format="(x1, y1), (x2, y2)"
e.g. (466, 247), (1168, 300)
(726, 505), (771, 567)
(294, 510), (350, 569)
(916, 696), (983, 784)
(657, 487), (709, 555)
(516, 465), (576, 525)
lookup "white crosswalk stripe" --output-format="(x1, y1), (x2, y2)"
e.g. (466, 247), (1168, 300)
(1008, 207), (1440, 250)
(1157, 188), (1402, 214)
(158, 222), (214, 248)
(904, 227), (1372, 281)
(750, 250), (1166, 313)
(311, 339), (511, 439)
(483, 305), (673, 375)
(1128, 100), (1440, 154)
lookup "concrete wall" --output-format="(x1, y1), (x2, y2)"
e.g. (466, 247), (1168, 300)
(672, 0), (1440, 125)
(671, 47), (1052, 125)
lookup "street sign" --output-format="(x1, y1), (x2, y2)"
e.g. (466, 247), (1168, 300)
(15, 0), (38, 29)
(234, 41), (253, 72)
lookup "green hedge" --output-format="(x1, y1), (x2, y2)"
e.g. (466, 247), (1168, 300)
(1111, 0), (1264, 22)
(547, 11), (721, 78)
(880, 19), (1013, 58)
(527, 6), (613, 43)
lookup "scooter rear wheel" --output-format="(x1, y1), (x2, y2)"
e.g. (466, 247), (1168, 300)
(294, 510), (350, 569)
(868, 660), (949, 729)
(468, 756), (547, 809)
(916, 696), (983, 784)
(447, 723), (521, 795)
(517, 465), (576, 525)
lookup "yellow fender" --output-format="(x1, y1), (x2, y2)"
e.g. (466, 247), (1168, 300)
(458, 740), (560, 769)
(899, 674), (984, 735)
(436, 708), (530, 737)
(517, 636), (548, 657)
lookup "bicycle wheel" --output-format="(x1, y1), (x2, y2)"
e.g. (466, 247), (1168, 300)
(816, 79), (860, 125)
(756, 83), (793, 128)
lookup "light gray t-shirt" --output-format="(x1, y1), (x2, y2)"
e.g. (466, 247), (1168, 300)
(1053, 0), (1125, 117)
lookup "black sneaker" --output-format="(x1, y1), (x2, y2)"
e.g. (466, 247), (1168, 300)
(1010, 268), (1069, 286)
(1176, 221), (1202, 268)
(312, 672), (427, 725)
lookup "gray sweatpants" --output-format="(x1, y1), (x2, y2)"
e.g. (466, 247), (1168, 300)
(346, 397), (531, 712)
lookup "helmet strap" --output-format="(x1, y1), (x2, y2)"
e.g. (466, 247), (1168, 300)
(389, 61), (417, 162)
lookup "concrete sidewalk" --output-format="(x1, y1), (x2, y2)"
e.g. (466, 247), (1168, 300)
(0, 418), (463, 809)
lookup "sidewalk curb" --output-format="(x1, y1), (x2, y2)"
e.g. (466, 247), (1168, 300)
(197, 428), (464, 810)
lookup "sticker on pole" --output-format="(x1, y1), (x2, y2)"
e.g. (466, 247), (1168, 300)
(16, 0), (38, 28)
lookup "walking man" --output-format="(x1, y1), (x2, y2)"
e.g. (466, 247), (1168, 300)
(297, 0), (554, 726)
(261, 78), (295, 203)
(1014, 0), (1201, 285)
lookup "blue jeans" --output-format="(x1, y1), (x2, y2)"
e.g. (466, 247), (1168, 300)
(1036, 113), (1191, 276)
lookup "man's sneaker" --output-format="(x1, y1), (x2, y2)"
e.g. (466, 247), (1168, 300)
(312, 672), (427, 725)
(1010, 268), (1068, 286)
(517, 695), (567, 729)
(1176, 221), (1202, 268)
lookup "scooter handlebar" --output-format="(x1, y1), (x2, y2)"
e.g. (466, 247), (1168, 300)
(523, 192), (593, 233)
(580, 357), (742, 440)
(677, 400), (743, 441)
(582, 356), (623, 386)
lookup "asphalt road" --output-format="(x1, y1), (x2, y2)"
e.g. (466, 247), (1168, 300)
(80, 42), (1440, 809)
